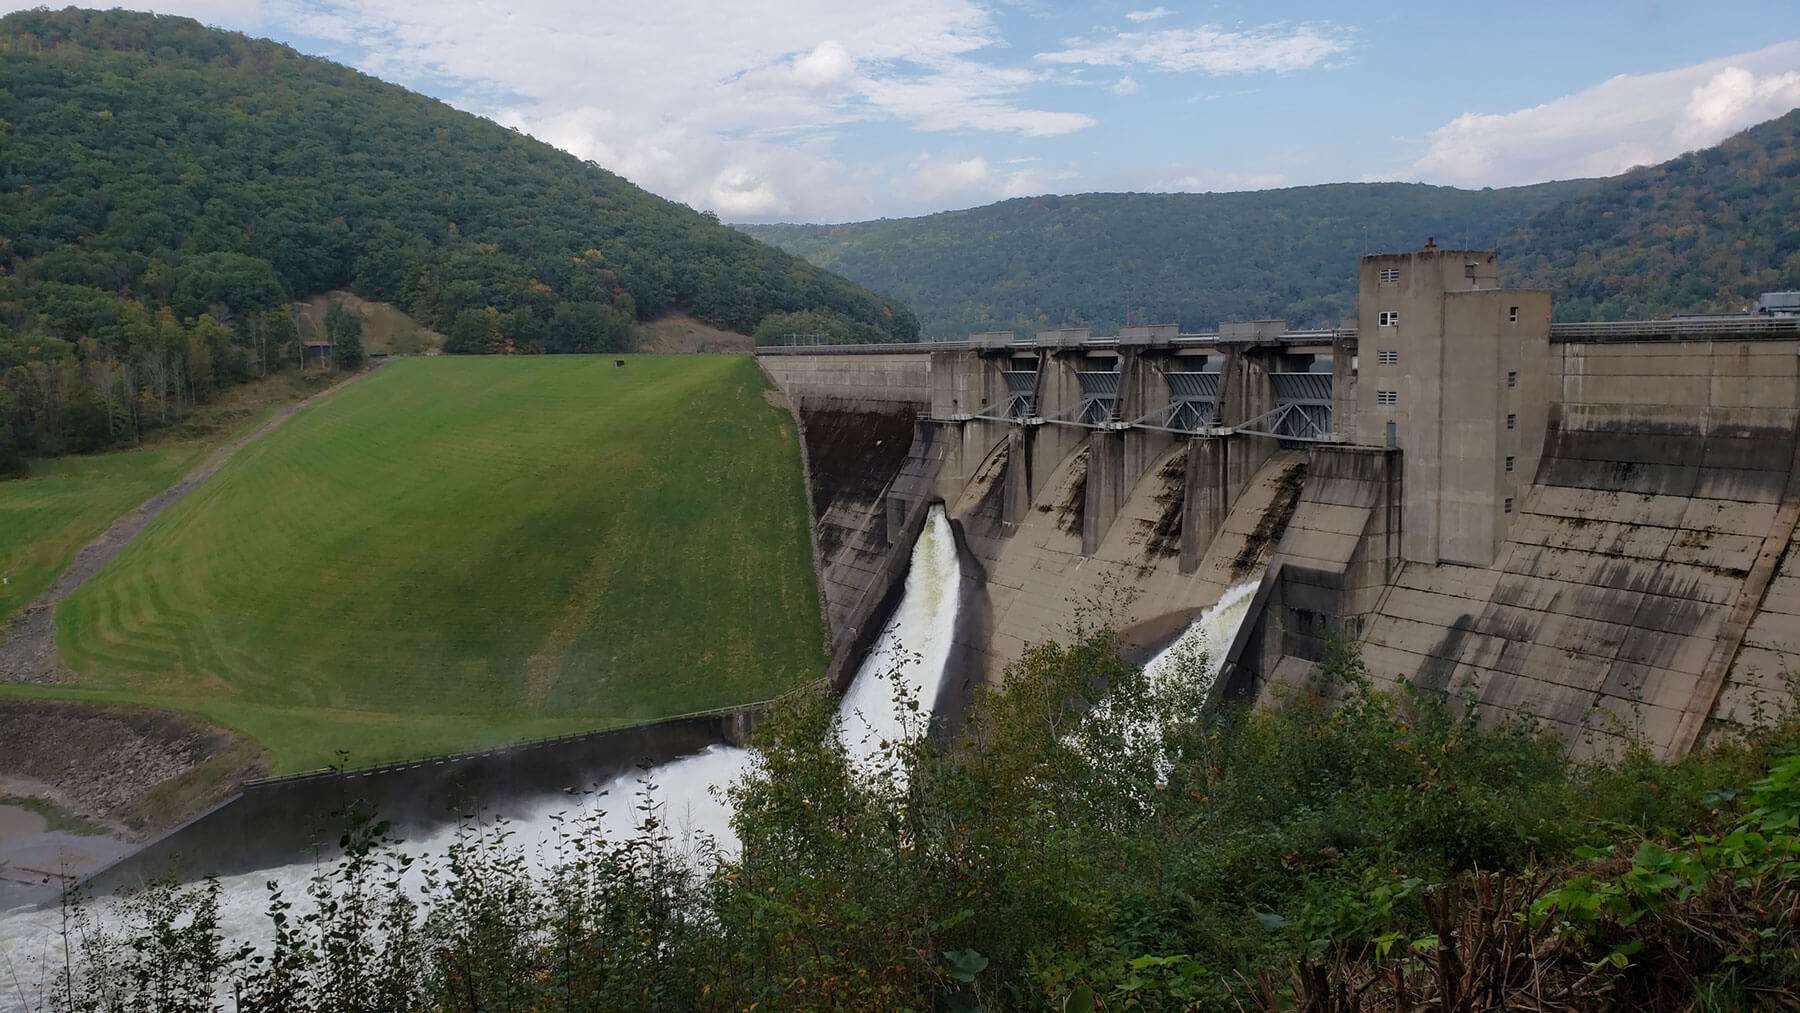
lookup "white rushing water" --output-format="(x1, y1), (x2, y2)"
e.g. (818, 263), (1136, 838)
(1142, 578), (1262, 696)
(835, 503), (962, 764)
(0, 507), (964, 1001)
(1077, 577), (1263, 784)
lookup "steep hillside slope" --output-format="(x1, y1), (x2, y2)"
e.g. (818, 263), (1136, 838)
(32, 356), (822, 772)
(0, 7), (914, 457)
(743, 181), (1587, 337)
(745, 110), (1800, 335)
(1501, 109), (1800, 319)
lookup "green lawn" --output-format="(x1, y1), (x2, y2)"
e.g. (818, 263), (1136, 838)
(31, 356), (823, 772)
(0, 446), (208, 623)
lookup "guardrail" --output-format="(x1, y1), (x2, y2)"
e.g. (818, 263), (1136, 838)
(753, 328), (1356, 356)
(242, 679), (829, 789)
(1551, 318), (1800, 341)
(758, 319), (1800, 354)
(755, 340), (970, 355)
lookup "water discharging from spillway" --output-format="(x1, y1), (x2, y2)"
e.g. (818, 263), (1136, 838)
(1143, 578), (1261, 697)
(0, 507), (964, 990)
(1080, 577), (1263, 782)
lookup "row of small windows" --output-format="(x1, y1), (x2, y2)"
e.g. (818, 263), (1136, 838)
(1373, 300), (1519, 327)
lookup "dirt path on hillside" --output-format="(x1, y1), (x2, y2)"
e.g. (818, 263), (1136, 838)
(0, 364), (384, 685)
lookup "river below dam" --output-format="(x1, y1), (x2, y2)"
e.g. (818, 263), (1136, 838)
(1, 511), (1262, 1009)
(0, 506), (966, 1001)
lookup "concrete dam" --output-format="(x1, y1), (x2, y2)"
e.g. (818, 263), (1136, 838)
(759, 243), (1800, 760)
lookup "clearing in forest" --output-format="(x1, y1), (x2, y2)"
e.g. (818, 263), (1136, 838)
(25, 356), (821, 772)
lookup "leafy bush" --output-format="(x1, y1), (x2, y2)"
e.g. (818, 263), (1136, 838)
(13, 631), (1798, 1011)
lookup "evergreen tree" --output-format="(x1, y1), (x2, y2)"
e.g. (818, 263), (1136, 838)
(325, 300), (367, 370)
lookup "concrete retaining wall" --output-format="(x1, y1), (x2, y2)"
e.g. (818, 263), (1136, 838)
(1358, 400), (1800, 759)
(81, 708), (762, 896)
(1554, 340), (1800, 411)
(757, 351), (933, 406)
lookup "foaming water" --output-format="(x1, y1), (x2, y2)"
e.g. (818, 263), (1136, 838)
(836, 505), (962, 766)
(1075, 577), (1264, 781)
(0, 507), (964, 1000)
(1143, 578), (1262, 696)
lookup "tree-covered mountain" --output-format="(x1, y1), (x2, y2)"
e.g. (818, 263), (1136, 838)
(1504, 109), (1800, 320)
(742, 181), (1589, 338)
(743, 110), (1800, 337)
(0, 8), (914, 461)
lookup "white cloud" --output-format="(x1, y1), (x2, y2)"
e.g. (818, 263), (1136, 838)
(912, 155), (996, 199)
(1038, 20), (1351, 74)
(904, 152), (1076, 207)
(1392, 40), (1800, 187)
(1677, 65), (1800, 144)
(1124, 7), (1174, 23)
(1115, 164), (1289, 193)
(859, 60), (1097, 135)
(1109, 74), (1140, 95)
(791, 39), (857, 91)
(7, 0), (1098, 221)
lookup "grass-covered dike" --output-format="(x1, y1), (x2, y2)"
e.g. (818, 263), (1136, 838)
(13, 355), (822, 772)
(16, 630), (1800, 1011)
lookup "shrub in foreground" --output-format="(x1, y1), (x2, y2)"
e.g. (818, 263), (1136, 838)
(10, 631), (1797, 1011)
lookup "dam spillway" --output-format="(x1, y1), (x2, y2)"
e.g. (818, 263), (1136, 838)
(759, 244), (1800, 760)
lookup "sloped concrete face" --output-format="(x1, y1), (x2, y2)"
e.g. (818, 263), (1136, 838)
(1719, 545), (1800, 734)
(1269, 446), (1402, 661)
(947, 433), (1308, 687)
(1359, 403), (1800, 759)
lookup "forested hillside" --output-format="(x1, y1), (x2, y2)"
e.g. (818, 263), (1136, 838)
(0, 8), (914, 463)
(1504, 109), (1800, 319)
(745, 109), (1800, 337)
(742, 181), (1588, 338)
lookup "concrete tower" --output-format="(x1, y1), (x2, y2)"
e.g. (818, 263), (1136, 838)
(1354, 242), (1550, 566)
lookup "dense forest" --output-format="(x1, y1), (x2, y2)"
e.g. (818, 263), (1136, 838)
(0, 8), (915, 464)
(742, 181), (1589, 338)
(744, 110), (1800, 337)
(1506, 109), (1800, 320)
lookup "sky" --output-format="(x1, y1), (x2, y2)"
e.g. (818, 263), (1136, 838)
(10, 1), (1800, 223)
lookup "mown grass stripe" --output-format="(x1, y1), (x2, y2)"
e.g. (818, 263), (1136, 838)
(22, 355), (822, 772)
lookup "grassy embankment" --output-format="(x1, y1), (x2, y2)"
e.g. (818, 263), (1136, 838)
(0, 371), (342, 625)
(6, 355), (821, 773)
(0, 448), (205, 624)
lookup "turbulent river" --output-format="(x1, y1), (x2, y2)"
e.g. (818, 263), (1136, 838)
(0, 506), (965, 995)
